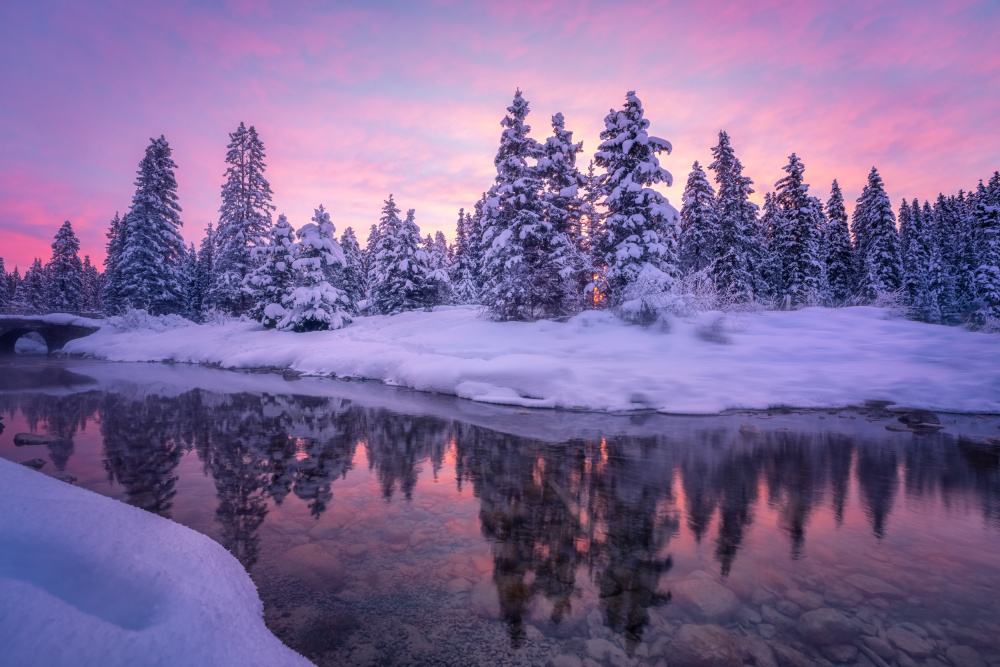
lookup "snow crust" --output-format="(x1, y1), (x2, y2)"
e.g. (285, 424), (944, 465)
(0, 458), (310, 667)
(64, 306), (1000, 414)
(0, 313), (101, 327)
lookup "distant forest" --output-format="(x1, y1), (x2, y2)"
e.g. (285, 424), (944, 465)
(2, 91), (998, 330)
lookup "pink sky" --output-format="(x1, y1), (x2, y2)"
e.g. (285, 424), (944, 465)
(2, 0), (998, 271)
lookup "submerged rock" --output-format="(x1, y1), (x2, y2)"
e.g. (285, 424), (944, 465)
(797, 608), (858, 646)
(672, 573), (741, 623)
(886, 626), (933, 657)
(19, 458), (46, 470)
(669, 624), (742, 667)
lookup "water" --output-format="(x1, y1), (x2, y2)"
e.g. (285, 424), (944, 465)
(2, 358), (999, 666)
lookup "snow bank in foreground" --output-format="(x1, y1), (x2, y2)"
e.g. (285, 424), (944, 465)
(65, 306), (1000, 414)
(0, 459), (310, 667)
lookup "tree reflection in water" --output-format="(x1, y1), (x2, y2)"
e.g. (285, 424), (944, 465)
(3, 381), (1000, 655)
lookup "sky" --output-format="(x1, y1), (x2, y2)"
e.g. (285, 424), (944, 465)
(1, 0), (998, 271)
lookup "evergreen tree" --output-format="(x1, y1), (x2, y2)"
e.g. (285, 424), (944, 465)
(101, 212), (127, 314)
(451, 208), (479, 304)
(538, 112), (587, 313)
(708, 132), (766, 302)
(468, 197), (487, 294)
(181, 242), (199, 320)
(852, 167), (902, 300)
(339, 226), (367, 310)
(279, 207), (351, 331)
(81, 256), (102, 313)
(0, 258), (7, 313)
(371, 203), (433, 314)
(971, 181), (1000, 322)
(953, 190), (980, 311)
(772, 155), (823, 307)
(45, 220), (84, 312)
(903, 200), (939, 322)
(209, 122), (275, 315)
(245, 214), (296, 328)
(480, 90), (563, 320)
(824, 180), (855, 305)
(193, 223), (215, 321)
(426, 230), (452, 306)
(17, 258), (49, 314)
(363, 223), (380, 284)
(592, 91), (679, 313)
(117, 136), (187, 315)
(678, 161), (718, 275)
(7, 266), (24, 314)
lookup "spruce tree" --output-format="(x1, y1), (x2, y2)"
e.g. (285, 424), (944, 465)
(538, 112), (587, 313)
(450, 208), (479, 304)
(117, 136), (187, 315)
(246, 214), (297, 328)
(371, 205), (432, 314)
(339, 226), (367, 310)
(953, 190), (980, 311)
(45, 220), (84, 312)
(480, 90), (559, 320)
(708, 131), (766, 302)
(209, 122), (275, 315)
(679, 161), (718, 275)
(369, 195), (403, 314)
(81, 256), (102, 313)
(592, 91), (679, 313)
(772, 154), (823, 308)
(903, 200), (939, 322)
(426, 230), (453, 306)
(193, 223), (215, 321)
(469, 197), (487, 294)
(280, 207), (351, 331)
(972, 182), (1000, 322)
(7, 267), (23, 314)
(363, 223), (381, 283)
(852, 167), (903, 300)
(0, 257), (7, 313)
(181, 242), (199, 320)
(824, 180), (855, 305)
(18, 258), (49, 314)
(101, 212), (127, 314)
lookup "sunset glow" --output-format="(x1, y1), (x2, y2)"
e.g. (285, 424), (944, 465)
(2, 0), (998, 270)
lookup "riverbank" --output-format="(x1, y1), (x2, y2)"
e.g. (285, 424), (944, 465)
(62, 305), (1000, 414)
(0, 458), (310, 666)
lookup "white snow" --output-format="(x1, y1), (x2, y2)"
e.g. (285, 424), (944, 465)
(0, 458), (309, 667)
(63, 306), (1000, 414)
(0, 313), (101, 327)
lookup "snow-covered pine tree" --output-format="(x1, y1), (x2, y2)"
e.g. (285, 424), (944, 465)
(208, 122), (275, 315)
(469, 196), (487, 294)
(339, 226), (366, 310)
(17, 258), (49, 314)
(929, 198), (959, 323)
(45, 220), (84, 313)
(279, 208), (351, 331)
(952, 190), (979, 312)
(369, 195), (402, 314)
(852, 167), (903, 300)
(245, 214), (297, 328)
(363, 223), (380, 283)
(480, 90), (563, 321)
(372, 205), (432, 314)
(117, 136), (187, 315)
(450, 208), (478, 304)
(0, 258), (7, 313)
(772, 154), (823, 308)
(426, 230), (452, 306)
(923, 200), (955, 323)
(192, 223), (215, 321)
(101, 212), (127, 314)
(824, 180), (855, 305)
(902, 199), (938, 322)
(538, 112), (587, 314)
(679, 161), (718, 276)
(971, 181), (1000, 323)
(81, 256), (102, 313)
(708, 131), (766, 302)
(181, 242), (199, 320)
(580, 160), (606, 307)
(6, 266), (23, 313)
(592, 91), (679, 317)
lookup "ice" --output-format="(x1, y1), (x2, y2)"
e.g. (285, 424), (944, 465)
(63, 306), (1000, 414)
(0, 458), (310, 667)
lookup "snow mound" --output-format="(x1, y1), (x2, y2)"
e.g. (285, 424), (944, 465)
(0, 458), (310, 667)
(63, 306), (1000, 414)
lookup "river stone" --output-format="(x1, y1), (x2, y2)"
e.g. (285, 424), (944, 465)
(585, 638), (628, 667)
(752, 587), (778, 606)
(761, 605), (796, 631)
(824, 585), (864, 607)
(736, 605), (762, 626)
(887, 626), (933, 657)
(844, 574), (905, 598)
(547, 655), (583, 667)
(769, 642), (812, 667)
(672, 575), (741, 623)
(281, 542), (345, 588)
(785, 589), (824, 610)
(669, 624), (742, 667)
(758, 623), (777, 639)
(13, 432), (61, 446)
(946, 645), (986, 667)
(797, 608), (858, 646)
(821, 643), (859, 663)
(776, 600), (802, 618)
(861, 636), (896, 661)
(738, 635), (778, 667)
(19, 458), (46, 470)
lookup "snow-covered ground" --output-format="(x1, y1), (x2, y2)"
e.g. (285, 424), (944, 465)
(0, 458), (310, 667)
(64, 305), (999, 414)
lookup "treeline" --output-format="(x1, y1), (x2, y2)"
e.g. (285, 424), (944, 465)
(3, 91), (999, 329)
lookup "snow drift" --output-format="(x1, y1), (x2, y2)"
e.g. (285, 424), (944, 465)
(63, 305), (1000, 414)
(0, 458), (310, 667)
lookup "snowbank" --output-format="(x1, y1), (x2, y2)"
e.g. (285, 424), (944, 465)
(0, 458), (310, 667)
(64, 306), (1000, 414)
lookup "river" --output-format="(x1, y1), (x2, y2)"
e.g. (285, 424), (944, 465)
(2, 357), (999, 666)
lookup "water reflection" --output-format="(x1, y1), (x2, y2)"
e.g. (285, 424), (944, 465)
(2, 365), (1000, 665)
